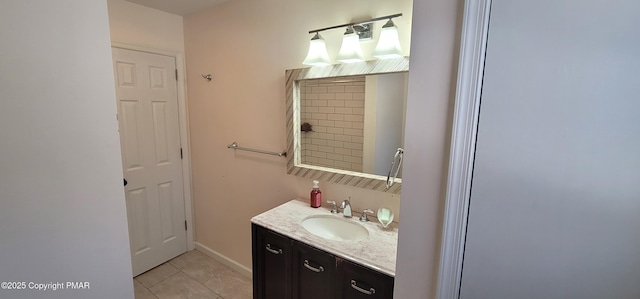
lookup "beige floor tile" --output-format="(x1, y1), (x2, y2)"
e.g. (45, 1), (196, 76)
(202, 268), (252, 299)
(149, 272), (221, 299)
(134, 280), (159, 299)
(136, 262), (181, 288)
(169, 250), (228, 283)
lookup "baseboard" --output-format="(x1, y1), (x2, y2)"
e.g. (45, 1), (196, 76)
(194, 242), (252, 279)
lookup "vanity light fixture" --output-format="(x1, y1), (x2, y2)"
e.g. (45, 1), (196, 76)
(337, 26), (365, 63)
(372, 19), (403, 59)
(302, 32), (332, 66)
(302, 13), (403, 66)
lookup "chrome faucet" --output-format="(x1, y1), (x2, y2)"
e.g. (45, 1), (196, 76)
(340, 197), (352, 218)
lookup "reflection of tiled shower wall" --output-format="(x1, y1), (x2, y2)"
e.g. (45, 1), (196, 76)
(300, 76), (365, 172)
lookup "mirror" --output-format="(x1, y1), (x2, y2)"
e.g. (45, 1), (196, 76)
(285, 58), (409, 194)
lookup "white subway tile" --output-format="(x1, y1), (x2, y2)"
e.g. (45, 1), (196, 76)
(352, 92), (365, 100)
(318, 133), (335, 140)
(328, 86), (345, 93)
(344, 115), (363, 122)
(326, 127), (344, 134)
(334, 134), (351, 142)
(311, 86), (328, 93)
(311, 151), (327, 158)
(312, 100), (328, 107)
(318, 120), (335, 127)
(335, 93), (353, 100)
(328, 100), (345, 107)
(344, 128), (364, 136)
(344, 155), (362, 163)
(334, 121), (353, 128)
(318, 107), (335, 114)
(335, 107), (353, 114)
(318, 93), (335, 100)
(327, 153), (345, 161)
(345, 85), (365, 92)
(345, 100), (364, 108)
(335, 161), (352, 169)
(327, 114), (344, 121)
(311, 139), (327, 146)
(335, 148), (352, 155)
(311, 113), (327, 120)
(327, 140), (344, 148)
(317, 158), (335, 166)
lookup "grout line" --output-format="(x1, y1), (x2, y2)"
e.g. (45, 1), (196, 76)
(144, 268), (182, 290)
(133, 279), (159, 299)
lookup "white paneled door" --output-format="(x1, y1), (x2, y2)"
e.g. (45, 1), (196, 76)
(112, 48), (187, 276)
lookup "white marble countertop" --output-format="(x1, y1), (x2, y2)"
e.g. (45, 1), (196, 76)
(251, 199), (398, 277)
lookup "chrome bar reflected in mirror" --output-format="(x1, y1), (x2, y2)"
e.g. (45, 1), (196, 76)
(386, 148), (404, 189)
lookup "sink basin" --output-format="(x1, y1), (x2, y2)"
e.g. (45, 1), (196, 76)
(302, 216), (369, 241)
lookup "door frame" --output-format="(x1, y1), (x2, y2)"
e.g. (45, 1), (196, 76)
(435, 1), (492, 298)
(111, 42), (195, 252)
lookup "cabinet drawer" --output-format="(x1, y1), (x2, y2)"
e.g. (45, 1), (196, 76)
(252, 224), (292, 299)
(337, 258), (394, 299)
(292, 240), (336, 299)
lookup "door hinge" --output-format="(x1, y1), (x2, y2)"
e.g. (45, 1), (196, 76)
(175, 69), (178, 81)
(180, 148), (183, 160)
(185, 220), (188, 230)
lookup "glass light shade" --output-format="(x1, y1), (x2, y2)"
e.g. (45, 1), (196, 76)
(373, 20), (403, 59)
(303, 33), (331, 66)
(337, 27), (365, 63)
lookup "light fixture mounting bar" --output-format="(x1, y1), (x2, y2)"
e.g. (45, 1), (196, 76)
(308, 13), (403, 34)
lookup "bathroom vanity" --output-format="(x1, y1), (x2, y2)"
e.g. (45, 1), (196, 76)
(251, 199), (398, 299)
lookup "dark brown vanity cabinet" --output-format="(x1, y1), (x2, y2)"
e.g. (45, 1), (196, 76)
(252, 224), (394, 299)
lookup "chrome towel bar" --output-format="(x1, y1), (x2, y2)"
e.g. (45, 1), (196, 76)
(227, 142), (287, 158)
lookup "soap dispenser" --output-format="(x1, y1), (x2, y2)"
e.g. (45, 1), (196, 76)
(310, 180), (322, 208)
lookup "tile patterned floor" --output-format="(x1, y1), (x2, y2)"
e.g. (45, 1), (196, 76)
(133, 250), (252, 299)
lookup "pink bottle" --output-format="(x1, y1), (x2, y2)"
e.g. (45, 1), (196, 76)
(310, 180), (322, 208)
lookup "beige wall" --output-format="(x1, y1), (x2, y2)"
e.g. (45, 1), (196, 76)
(107, 0), (184, 53)
(184, 0), (413, 269)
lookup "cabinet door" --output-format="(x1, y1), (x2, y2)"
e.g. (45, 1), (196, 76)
(337, 257), (394, 299)
(292, 240), (336, 299)
(252, 224), (292, 299)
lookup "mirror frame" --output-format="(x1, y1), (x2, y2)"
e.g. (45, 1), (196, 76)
(285, 57), (410, 194)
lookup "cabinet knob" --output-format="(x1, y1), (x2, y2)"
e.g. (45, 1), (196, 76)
(351, 280), (376, 295)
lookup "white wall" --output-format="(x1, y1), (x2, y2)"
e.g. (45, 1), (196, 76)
(394, 0), (462, 297)
(107, 0), (185, 53)
(0, 0), (134, 298)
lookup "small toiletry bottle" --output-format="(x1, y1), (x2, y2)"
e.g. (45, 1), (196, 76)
(310, 180), (322, 208)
